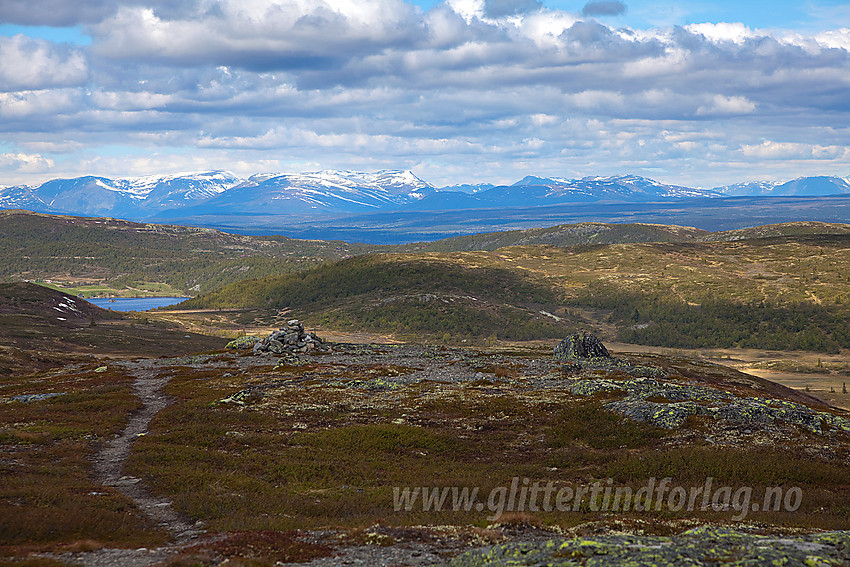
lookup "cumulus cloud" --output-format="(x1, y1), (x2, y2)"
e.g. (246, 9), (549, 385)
(0, 0), (117, 26)
(685, 22), (758, 44)
(741, 141), (849, 160)
(696, 95), (757, 116)
(582, 1), (626, 17)
(0, 0), (192, 26)
(0, 36), (88, 91)
(89, 0), (430, 70)
(0, 89), (81, 120)
(0, 152), (54, 172)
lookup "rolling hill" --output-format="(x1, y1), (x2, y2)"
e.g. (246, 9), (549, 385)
(175, 254), (571, 341)
(175, 227), (850, 351)
(6, 209), (850, 311)
(0, 282), (222, 375)
(0, 209), (373, 296)
(0, 210), (718, 296)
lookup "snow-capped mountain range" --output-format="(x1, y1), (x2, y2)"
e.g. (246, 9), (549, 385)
(1, 170), (849, 220)
(715, 176), (850, 197)
(0, 171), (243, 218)
(181, 170), (437, 216)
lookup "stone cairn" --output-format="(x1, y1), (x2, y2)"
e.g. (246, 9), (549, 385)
(252, 319), (327, 355)
(222, 319), (330, 354)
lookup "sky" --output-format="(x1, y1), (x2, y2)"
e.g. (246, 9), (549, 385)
(1, 0), (849, 189)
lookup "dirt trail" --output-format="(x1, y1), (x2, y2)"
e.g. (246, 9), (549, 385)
(92, 360), (203, 542)
(47, 361), (208, 566)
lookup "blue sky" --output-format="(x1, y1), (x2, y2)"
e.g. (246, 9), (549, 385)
(1, 0), (849, 188)
(0, 24), (92, 44)
(415, 0), (850, 30)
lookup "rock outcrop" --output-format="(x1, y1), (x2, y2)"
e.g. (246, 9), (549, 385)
(225, 320), (328, 354)
(554, 331), (611, 361)
(569, 375), (850, 434)
(225, 335), (262, 350)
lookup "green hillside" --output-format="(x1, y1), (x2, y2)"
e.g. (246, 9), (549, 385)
(179, 233), (850, 351)
(6, 208), (850, 352)
(177, 254), (571, 341)
(0, 211), (716, 297)
(703, 221), (850, 241)
(0, 209), (372, 296)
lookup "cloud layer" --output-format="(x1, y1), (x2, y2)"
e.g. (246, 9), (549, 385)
(1, 0), (849, 187)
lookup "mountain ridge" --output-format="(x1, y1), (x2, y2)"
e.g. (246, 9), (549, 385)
(3, 170), (849, 221)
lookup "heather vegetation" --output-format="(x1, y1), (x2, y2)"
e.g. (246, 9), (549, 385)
(122, 349), (850, 535)
(0, 365), (169, 548)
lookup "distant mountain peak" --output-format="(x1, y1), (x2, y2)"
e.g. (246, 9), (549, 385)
(1, 170), (848, 221)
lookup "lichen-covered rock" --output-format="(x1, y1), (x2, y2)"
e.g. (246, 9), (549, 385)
(447, 527), (850, 566)
(9, 392), (66, 403)
(606, 397), (703, 428)
(265, 338), (285, 354)
(554, 332), (611, 361)
(566, 375), (850, 434)
(225, 335), (261, 349)
(215, 389), (255, 406)
(331, 377), (404, 391)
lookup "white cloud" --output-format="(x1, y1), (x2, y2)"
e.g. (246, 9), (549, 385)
(0, 89), (80, 118)
(685, 22), (759, 45)
(815, 28), (850, 50)
(0, 152), (54, 172)
(741, 141), (849, 160)
(0, 35), (88, 91)
(90, 0), (428, 67)
(696, 95), (757, 116)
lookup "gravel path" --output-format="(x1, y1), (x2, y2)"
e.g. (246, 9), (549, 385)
(93, 361), (204, 541)
(53, 361), (207, 567)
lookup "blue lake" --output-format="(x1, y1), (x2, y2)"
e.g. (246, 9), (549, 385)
(88, 296), (188, 312)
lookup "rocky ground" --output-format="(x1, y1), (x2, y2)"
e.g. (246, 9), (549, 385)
(6, 331), (850, 566)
